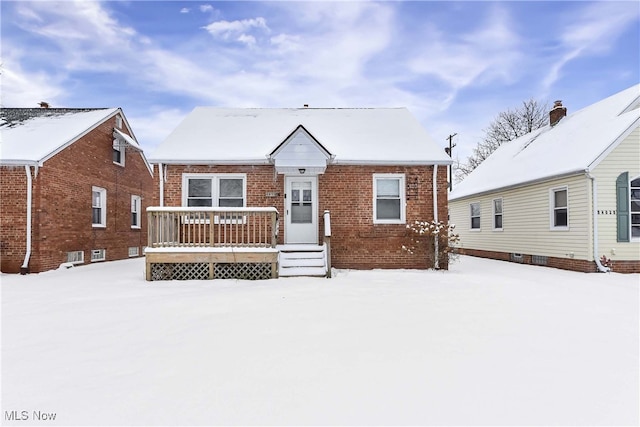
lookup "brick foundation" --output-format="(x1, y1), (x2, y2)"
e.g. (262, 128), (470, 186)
(458, 248), (639, 273)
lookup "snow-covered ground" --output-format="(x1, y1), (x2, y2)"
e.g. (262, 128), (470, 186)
(1, 256), (638, 426)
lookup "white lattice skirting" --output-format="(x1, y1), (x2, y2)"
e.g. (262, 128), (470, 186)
(150, 262), (274, 281)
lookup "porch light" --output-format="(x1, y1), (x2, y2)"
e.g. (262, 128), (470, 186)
(298, 168), (306, 174)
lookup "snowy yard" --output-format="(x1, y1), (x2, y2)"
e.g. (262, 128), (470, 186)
(1, 256), (638, 426)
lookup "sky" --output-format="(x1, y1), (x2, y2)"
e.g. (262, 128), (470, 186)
(1, 1), (639, 161)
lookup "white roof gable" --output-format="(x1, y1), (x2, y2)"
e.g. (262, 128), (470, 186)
(149, 107), (452, 165)
(270, 125), (332, 174)
(450, 84), (640, 200)
(0, 108), (120, 165)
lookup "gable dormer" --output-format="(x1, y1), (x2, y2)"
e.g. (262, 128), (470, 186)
(268, 125), (333, 174)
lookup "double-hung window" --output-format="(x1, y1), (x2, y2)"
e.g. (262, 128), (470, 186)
(131, 195), (141, 228)
(470, 202), (480, 230)
(493, 198), (503, 230)
(373, 174), (405, 224)
(113, 139), (125, 166)
(550, 187), (569, 230)
(183, 174), (246, 208)
(92, 186), (107, 227)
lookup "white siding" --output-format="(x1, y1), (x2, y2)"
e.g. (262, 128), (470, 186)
(450, 175), (592, 260)
(592, 127), (640, 261)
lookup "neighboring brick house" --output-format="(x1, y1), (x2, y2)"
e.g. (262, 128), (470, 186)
(449, 84), (640, 273)
(148, 107), (452, 274)
(0, 107), (154, 273)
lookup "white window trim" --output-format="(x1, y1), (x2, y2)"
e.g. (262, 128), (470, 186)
(492, 198), (503, 231)
(128, 246), (140, 257)
(549, 186), (569, 231)
(66, 250), (85, 265)
(91, 249), (106, 262)
(470, 202), (481, 231)
(115, 115), (123, 129)
(182, 174), (247, 224)
(373, 174), (406, 224)
(182, 174), (247, 207)
(113, 138), (125, 167)
(131, 195), (141, 229)
(92, 186), (107, 228)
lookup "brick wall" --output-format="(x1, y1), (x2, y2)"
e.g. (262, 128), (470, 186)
(155, 163), (450, 270)
(0, 115), (154, 273)
(0, 166), (29, 272)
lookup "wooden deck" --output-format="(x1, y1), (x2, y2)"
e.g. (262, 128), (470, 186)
(145, 207), (279, 280)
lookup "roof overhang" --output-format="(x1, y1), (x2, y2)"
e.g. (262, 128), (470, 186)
(113, 128), (142, 151)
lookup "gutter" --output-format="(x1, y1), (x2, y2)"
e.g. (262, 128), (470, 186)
(450, 169), (586, 202)
(587, 171), (610, 272)
(20, 165), (33, 274)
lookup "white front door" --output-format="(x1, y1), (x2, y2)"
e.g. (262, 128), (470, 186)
(285, 176), (318, 244)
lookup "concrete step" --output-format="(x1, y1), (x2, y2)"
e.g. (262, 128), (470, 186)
(279, 266), (327, 277)
(280, 257), (324, 268)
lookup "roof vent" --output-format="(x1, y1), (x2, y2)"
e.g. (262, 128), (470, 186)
(39, 101), (50, 109)
(303, 104), (309, 108)
(549, 100), (567, 126)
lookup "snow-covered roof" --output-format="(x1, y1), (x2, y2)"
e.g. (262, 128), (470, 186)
(149, 107), (452, 165)
(0, 108), (120, 165)
(450, 84), (640, 201)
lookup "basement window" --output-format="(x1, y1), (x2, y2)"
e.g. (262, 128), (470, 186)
(91, 249), (106, 262)
(66, 251), (84, 265)
(128, 247), (139, 257)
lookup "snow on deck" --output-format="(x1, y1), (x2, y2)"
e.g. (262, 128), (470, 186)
(2, 255), (638, 425)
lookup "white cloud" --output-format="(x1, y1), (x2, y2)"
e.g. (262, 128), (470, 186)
(0, 49), (64, 107)
(542, 2), (639, 92)
(408, 6), (522, 101)
(180, 8), (190, 14)
(202, 17), (269, 43)
(199, 5), (214, 13)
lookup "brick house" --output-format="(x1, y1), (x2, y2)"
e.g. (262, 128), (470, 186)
(0, 107), (154, 273)
(449, 84), (640, 273)
(147, 107), (452, 278)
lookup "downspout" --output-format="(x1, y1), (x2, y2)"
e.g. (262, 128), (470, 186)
(433, 164), (439, 269)
(158, 162), (164, 207)
(20, 165), (33, 274)
(587, 172), (610, 272)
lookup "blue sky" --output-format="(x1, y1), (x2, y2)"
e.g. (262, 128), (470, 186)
(2, 1), (638, 161)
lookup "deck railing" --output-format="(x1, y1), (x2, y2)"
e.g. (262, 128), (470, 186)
(147, 207), (279, 249)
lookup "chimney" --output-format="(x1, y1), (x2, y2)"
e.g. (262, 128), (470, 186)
(303, 104), (309, 108)
(39, 101), (50, 109)
(549, 100), (566, 126)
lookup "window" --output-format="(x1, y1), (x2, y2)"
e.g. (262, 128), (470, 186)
(113, 138), (125, 166)
(183, 174), (246, 208)
(373, 174), (405, 224)
(131, 195), (141, 228)
(493, 198), (503, 230)
(91, 249), (106, 262)
(470, 202), (480, 229)
(128, 247), (139, 257)
(92, 186), (106, 227)
(550, 187), (568, 229)
(67, 251), (84, 265)
(631, 177), (640, 240)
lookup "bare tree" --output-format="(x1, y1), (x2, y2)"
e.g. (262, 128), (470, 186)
(455, 98), (548, 182)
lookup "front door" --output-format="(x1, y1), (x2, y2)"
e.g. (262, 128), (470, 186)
(285, 176), (318, 244)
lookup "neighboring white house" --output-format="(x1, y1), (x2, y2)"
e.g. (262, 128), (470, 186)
(449, 84), (640, 273)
